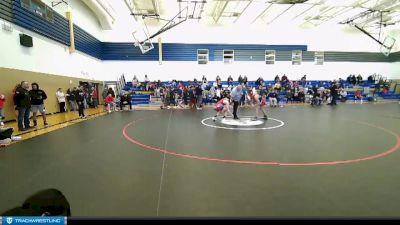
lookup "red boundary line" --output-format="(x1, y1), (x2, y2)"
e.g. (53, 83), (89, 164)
(122, 117), (400, 166)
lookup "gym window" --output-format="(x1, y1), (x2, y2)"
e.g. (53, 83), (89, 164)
(223, 50), (234, 64)
(197, 49), (209, 65)
(292, 50), (302, 65)
(265, 50), (275, 65)
(21, 0), (54, 23)
(315, 51), (324, 65)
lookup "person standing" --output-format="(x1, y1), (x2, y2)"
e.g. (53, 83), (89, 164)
(195, 84), (203, 110)
(91, 87), (98, 109)
(328, 83), (339, 106)
(56, 88), (66, 113)
(13, 81), (32, 131)
(0, 94), (5, 126)
(75, 86), (86, 118)
(29, 83), (49, 127)
(248, 90), (268, 120)
(144, 75), (150, 91)
(66, 88), (77, 111)
(231, 85), (243, 120)
(107, 88), (115, 98)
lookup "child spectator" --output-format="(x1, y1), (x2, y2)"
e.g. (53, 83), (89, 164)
(354, 89), (363, 104)
(105, 94), (115, 113)
(56, 88), (66, 113)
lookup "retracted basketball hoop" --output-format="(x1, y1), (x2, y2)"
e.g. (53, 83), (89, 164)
(132, 28), (154, 54)
(380, 36), (396, 57)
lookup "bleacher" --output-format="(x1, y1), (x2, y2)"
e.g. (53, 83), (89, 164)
(123, 80), (399, 106)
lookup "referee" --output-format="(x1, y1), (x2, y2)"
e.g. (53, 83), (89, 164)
(231, 85), (243, 120)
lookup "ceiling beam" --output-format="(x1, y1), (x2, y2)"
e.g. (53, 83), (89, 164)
(213, 0), (229, 23)
(267, 4), (295, 25)
(233, 0), (254, 23)
(251, 3), (273, 24)
(151, 0), (160, 21)
(292, 4), (316, 20)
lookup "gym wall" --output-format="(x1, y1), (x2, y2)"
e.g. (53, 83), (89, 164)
(0, 67), (103, 122)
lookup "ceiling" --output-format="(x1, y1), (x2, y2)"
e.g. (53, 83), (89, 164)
(94, 0), (400, 50)
(116, 0), (400, 28)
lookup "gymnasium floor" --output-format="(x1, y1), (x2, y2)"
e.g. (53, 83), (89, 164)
(1, 102), (400, 217)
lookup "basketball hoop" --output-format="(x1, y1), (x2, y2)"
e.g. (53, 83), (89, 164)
(51, 0), (68, 8)
(132, 28), (154, 54)
(380, 36), (396, 57)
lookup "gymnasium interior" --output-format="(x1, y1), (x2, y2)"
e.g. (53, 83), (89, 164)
(0, 0), (400, 218)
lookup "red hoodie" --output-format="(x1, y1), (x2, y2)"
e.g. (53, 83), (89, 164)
(105, 96), (114, 104)
(0, 95), (5, 108)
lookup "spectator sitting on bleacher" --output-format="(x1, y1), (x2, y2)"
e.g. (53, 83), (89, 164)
(274, 82), (282, 92)
(259, 86), (267, 98)
(255, 77), (264, 88)
(274, 75), (280, 83)
(202, 75), (207, 84)
(286, 90), (294, 104)
(338, 78), (345, 88)
(356, 75), (363, 85)
(105, 94), (115, 113)
(347, 75), (352, 83)
(268, 90), (278, 107)
(367, 75), (374, 82)
(340, 89), (347, 102)
(243, 76), (248, 86)
(354, 89), (363, 104)
(300, 75), (306, 86)
(238, 75), (243, 84)
(132, 76), (139, 87)
(351, 75), (357, 85)
(227, 75), (234, 87)
(281, 74), (288, 82)
(311, 90), (322, 106)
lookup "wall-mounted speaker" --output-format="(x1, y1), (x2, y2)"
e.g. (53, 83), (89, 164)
(19, 34), (33, 47)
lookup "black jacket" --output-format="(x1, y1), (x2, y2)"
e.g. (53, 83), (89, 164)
(120, 95), (131, 104)
(75, 90), (85, 102)
(29, 84), (47, 105)
(14, 87), (31, 108)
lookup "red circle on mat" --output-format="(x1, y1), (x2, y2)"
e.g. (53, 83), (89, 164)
(122, 117), (400, 166)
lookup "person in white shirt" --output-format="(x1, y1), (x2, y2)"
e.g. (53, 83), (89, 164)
(132, 75), (139, 87)
(56, 88), (66, 113)
(216, 88), (221, 101)
(144, 75), (150, 91)
(340, 89), (348, 102)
